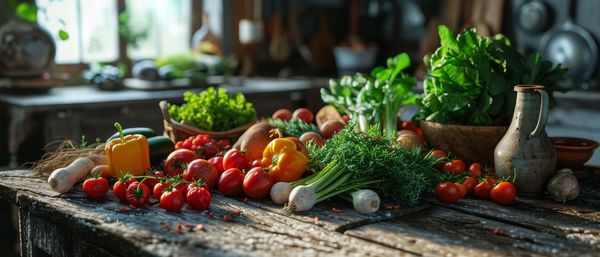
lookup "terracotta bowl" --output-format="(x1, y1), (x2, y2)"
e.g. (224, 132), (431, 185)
(419, 121), (508, 166)
(550, 137), (599, 169)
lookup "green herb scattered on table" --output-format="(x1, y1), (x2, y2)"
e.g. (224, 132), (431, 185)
(268, 118), (319, 138)
(321, 53), (416, 139)
(168, 87), (256, 132)
(414, 25), (568, 126)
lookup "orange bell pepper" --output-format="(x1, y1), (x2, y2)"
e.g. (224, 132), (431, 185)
(104, 122), (150, 177)
(260, 138), (309, 183)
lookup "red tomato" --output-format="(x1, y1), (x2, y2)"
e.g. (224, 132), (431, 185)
(443, 160), (466, 175)
(401, 121), (424, 139)
(292, 108), (314, 123)
(126, 182), (150, 207)
(491, 182), (516, 205)
(474, 180), (494, 199)
(218, 168), (245, 197)
(243, 167), (274, 198)
(435, 182), (461, 204)
(462, 177), (478, 195)
(272, 109), (293, 121)
(164, 149), (198, 177)
(113, 180), (127, 201)
(250, 159), (262, 168)
(82, 177), (109, 199)
(183, 159), (219, 188)
(430, 149), (448, 159)
(174, 182), (189, 198)
(454, 182), (467, 198)
(222, 148), (250, 171)
(153, 182), (170, 199)
(143, 170), (164, 190)
(160, 188), (184, 212)
(468, 163), (483, 178)
(186, 185), (212, 210)
(209, 156), (225, 174)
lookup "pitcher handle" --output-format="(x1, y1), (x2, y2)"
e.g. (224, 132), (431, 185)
(529, 89), (549, 138)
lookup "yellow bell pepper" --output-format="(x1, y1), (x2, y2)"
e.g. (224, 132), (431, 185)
(104, 122), (150, 177)
(260, 138), (309, 183)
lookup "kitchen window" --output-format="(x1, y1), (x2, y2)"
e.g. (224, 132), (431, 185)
(36, 0), (191, 64)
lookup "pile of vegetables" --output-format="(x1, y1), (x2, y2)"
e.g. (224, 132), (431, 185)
(168, 87), (256, 131)
(321, 53), (416, 139)
(268, 125), (440, 212)
(415, 25), (567, 126)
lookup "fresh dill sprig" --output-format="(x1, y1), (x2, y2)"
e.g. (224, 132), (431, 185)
(268, 118), (319, 138)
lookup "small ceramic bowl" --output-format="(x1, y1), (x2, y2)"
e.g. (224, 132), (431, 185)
(550, 137), (599, 169)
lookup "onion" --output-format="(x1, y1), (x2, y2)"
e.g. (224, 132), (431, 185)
(270, 182), (293, 204)
(351, 189), (380, 214)
(285, 185), (316, 212)
(546, 169), (580, 203)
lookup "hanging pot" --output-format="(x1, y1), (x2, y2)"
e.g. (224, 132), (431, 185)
(0, 18), (56, 77)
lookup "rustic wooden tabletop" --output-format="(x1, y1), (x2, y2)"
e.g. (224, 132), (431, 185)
(1, 169), (599, 257)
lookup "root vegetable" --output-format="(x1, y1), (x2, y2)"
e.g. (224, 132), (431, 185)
(299, 132), (324, 146)
(286, 185), (316, 212)
(270, 182), (293, 204)
(233, 122), (278, 160)
(91, 164), (111, 178)
(396, 134), (426, 149)
(48, 156), (106, 193)
(316, 105), (344, 128)
(547, 169), (579, 203)
(350, 189), (380, 214)
(320, 120), (345, 139)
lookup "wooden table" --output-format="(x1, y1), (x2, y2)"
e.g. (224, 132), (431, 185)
(1, 169), (599, 257)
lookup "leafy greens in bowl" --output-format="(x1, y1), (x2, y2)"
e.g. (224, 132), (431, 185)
(414, 25), (568, 126)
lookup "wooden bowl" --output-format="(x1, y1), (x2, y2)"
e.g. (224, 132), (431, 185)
(419, 121), (508, 166)
(550, 137), (599, 169)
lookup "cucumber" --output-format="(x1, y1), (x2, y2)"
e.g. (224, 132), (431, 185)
(148, 136), (175, 164)
(107, 127), (156, 142)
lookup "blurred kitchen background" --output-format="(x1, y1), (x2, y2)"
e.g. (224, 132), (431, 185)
(1, 0), (600, 256)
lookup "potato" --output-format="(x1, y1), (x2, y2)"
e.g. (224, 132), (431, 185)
(396, 134), (426, 149)
(320, 120), (345, 139)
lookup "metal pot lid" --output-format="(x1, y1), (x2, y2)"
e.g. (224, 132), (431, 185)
(518, 0), (550, 34)
(540, 21), (598, 81)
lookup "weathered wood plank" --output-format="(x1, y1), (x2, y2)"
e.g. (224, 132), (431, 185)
(0, 170), (59, 202)
(14, 187), (412, 257)
(245, 198), (431, 232)
(346, 206), (600, 257)
(426, 197), (600, 250)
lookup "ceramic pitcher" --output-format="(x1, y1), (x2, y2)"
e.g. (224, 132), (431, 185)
(494, 85), (556, 196)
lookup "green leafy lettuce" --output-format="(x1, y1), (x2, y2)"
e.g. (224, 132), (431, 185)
(168, 87), (256, 131)
(414, 25), (567, 126)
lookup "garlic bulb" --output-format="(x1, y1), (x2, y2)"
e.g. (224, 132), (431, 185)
(546, 169), (580, 203)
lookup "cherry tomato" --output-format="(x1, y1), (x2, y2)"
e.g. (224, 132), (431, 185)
(243, 167), (274, 198)
(126, 182), (150, 207)
(222, 148), (250, 171)
(174, 182), (189, 198)
(435, 182), (461, 204)
(491, 182), (516, 205)
(186, 185), (212, 210)
(272, 109), (293, 121)
(160, 188), (184, 212)
(430, 149), (448, 159)
(443, 160), (466, 175)
(113, 180), (127, 201)
(292, 108), (314, 123)
(183, 159), (219, 188)
(209, 156), (225, 174)
(474, 180), (494, 199)
(462, 177), (478, 195)
(164, 149), (198, 177)
(143, 170), (164, 190)
(468, 163), (483, 178)
(82, 177), (109, 199)
(454, 182), (467, 198)
(153, 182), (170, 199)
(218, 168), (245, 197)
